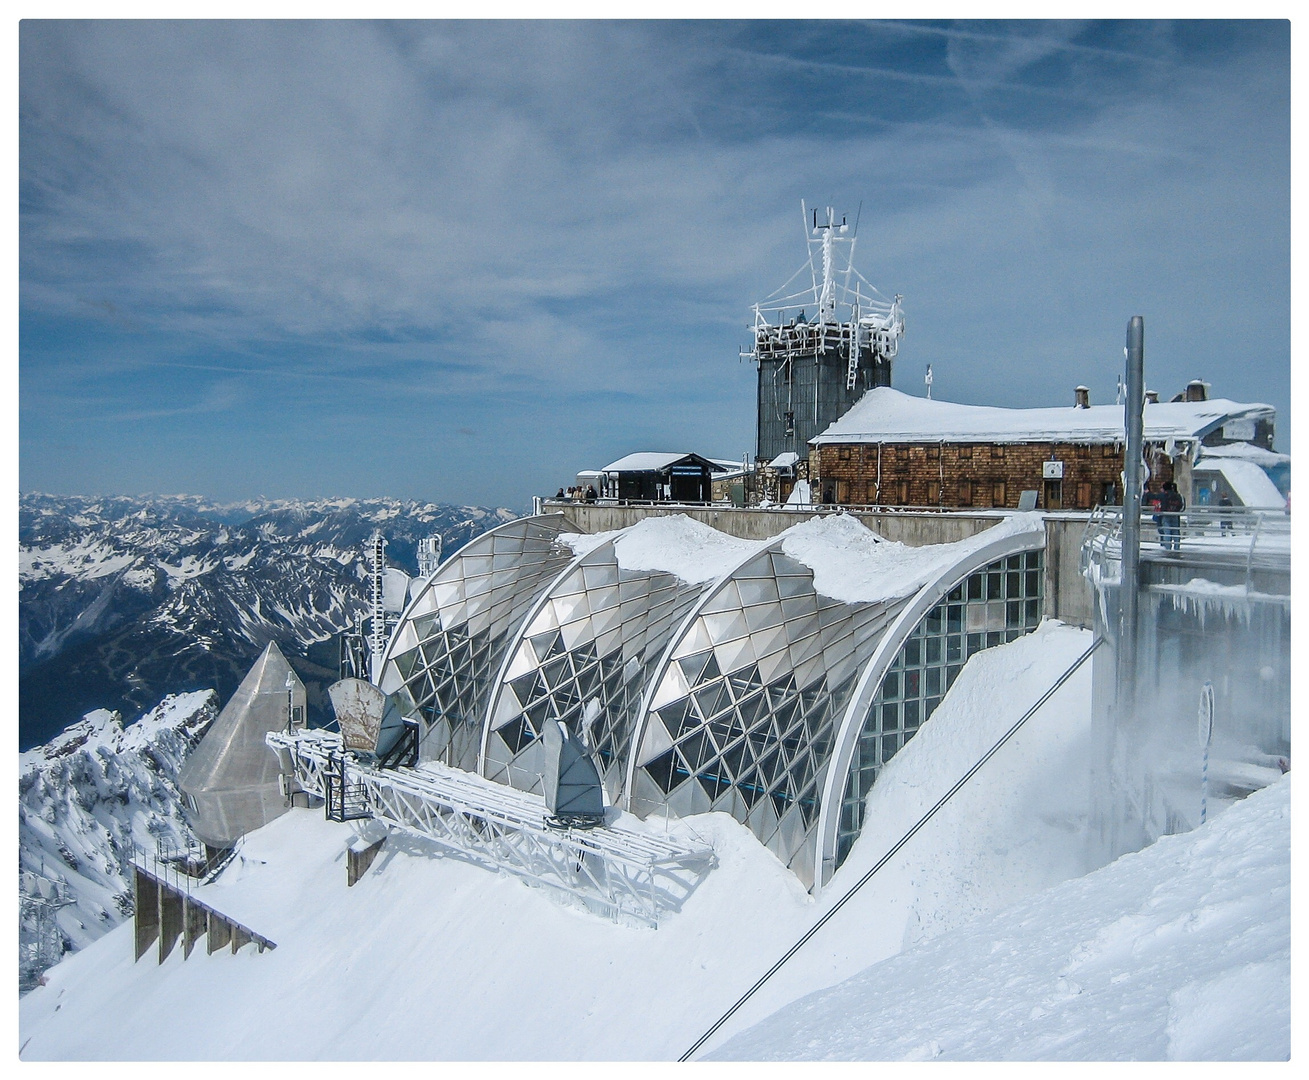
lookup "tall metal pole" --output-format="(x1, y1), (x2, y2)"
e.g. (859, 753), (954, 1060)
(1120, 316), (1145, 713)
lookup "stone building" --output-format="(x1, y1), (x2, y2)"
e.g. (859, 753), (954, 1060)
(808, 383), (1275, 510)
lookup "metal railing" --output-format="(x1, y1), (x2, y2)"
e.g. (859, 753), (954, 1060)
(1081, 504), (1290, 588)
(541, 497), (1037, 515)
(268, 729), (717, 928)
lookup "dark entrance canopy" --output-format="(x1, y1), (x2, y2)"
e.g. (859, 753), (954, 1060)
(600, 452), (718, 502)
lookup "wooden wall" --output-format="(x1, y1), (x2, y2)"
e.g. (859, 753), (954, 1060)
(813, 440), (1178, 510)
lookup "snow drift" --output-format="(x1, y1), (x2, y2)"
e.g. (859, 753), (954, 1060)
(714, 774), (1290, 1061)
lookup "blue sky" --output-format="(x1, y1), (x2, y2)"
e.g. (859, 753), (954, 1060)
(20, 20), (1290, 511)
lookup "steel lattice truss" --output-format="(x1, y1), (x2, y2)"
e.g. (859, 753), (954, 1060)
(268, 730), (716, 927)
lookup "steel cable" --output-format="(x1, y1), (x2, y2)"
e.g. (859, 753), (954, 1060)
(680, 635), (1103, 1061)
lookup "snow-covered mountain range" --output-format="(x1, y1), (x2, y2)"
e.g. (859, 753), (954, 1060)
(19, 692), (217, 989)
(19, 492), (517, 750)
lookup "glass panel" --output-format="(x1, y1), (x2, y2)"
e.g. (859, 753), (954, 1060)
(837, 548), (1045, 873)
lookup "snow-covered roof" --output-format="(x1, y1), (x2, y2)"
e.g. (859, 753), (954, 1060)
(1193, 458), (1284, 507)
(601, 452), (716, 473)
(561, 515), (762, 585)
(812, 387), (1274, 446)
(768, 451), (801, 469)
(1198, 442), (1289, 467)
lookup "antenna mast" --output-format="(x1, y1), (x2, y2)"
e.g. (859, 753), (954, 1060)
(368, 531), (388, 683)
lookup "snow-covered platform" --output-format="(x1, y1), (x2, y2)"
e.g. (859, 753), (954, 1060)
(268, 728), (717, 927)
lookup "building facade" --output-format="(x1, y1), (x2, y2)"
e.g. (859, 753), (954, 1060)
(808, 385), (1275, 511)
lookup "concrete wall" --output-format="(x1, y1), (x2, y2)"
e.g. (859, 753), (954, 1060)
(554, 503), (1094, 629)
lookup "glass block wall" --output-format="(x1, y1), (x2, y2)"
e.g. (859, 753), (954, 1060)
(833, 550), (1044, 867)
(378, 516), (580, 772)
(482, 541), (709, 800)
(628, 546), (909, 888)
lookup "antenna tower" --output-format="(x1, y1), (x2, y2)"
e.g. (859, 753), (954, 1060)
(744, 201), (905, 462)
(368, 532), (388, 683)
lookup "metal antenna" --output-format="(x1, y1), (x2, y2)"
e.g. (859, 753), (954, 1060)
(368, 532), (388, 683)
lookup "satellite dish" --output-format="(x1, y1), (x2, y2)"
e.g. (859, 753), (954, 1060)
(329, 678), (388, 753)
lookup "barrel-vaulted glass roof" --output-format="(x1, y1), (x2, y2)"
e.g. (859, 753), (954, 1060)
(378, 515), (582, 772)
(481, 535), (709, 801)
(378, 511), (1047, 889)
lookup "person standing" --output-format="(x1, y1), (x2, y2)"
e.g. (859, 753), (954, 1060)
(1160, 481), (1185, 551)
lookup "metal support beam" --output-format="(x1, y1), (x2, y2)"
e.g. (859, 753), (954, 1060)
(270, 729), (717, 928)
(1120, 315), (1145, 714)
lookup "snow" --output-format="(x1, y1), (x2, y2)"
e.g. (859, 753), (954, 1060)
(559, 512), (1042, 604)
(600, 451), (706, 473)
(1198, 442), (1289, 467)
(561, 515), (762, 585)
(779, 511), (1044, 605)
(714, 775), (1289, 1061)
(20, 621), (1132, 1060)
(18, 538), (138, 583)
(1150, 578), (1290, 627)
(611, 515), (761, 583)
(814, 386), (1274, 446)
(19, 694), (216, 967)
(768, 451), (800, 469)
(1192, 458), (1284, 507)
(785, 479), (812, 506)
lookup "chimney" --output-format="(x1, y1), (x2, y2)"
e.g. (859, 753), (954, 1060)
(1145, 389), (1160, 404)
(1185, 379), (1209, 402)
(1074, 385), (1090, 409)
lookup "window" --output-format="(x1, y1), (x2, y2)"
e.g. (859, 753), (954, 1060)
(897, 480), (910, 505)
(958, 479), (973, 506)
(992, 480), (1007, 506)
(839, 446), (851, 461)
(927, 445), (941, 461)
(837, 549), (1045, 867)
(958, 445), (973, 460)
(1076, 482), (1092, 508)
(991, 444), (1005, 460)
(1101, 481), (1118, 505)
(1103, 443), (1118, 458)
(1076, 444), (1090, 459)
(897, 445), (910, 462)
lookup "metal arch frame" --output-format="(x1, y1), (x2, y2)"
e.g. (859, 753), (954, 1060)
(812, 520), (1047, 890)
(376, 512), (582, 761)
(377, 512), (581, 678)
(621, 537), (787, 811)
(475, 533), (624, 777)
